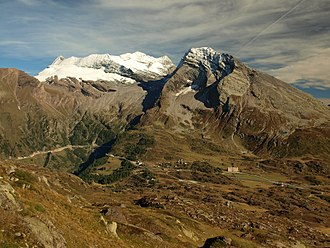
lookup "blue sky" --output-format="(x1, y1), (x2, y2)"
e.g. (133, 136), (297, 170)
(0, 0), (329, 98)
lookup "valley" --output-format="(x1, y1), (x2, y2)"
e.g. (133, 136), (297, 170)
(1, 151), (329, 247)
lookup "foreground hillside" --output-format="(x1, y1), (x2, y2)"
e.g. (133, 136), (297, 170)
(1, 158), (329, 248)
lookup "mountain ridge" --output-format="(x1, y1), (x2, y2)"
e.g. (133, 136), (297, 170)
(36, 51), (176, 83)
(0, 47), (329, 167)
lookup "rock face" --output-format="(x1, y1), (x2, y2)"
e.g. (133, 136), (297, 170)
(202, 236), (232, 247)
(24, 216), (67, 248)
(143, 47), (330, 158)
(0, 181), (20, 210)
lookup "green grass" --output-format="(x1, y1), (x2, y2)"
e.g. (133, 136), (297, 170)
(1, 242), (20, 248)
(34, 203), (46, 213)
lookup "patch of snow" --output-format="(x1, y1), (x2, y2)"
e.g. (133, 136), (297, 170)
(51, 56), (65, 66)
(36, 64), (136, 83)
(111, 51), (169, 74)
(175, 86), (195, 97)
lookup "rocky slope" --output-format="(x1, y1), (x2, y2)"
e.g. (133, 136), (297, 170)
(0, 67), (164, 169)
(143, 47), (330, 158)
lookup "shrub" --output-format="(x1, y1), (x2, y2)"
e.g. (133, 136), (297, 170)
(191, 161), (222, 174)
(130, 168), (156, 187)
(124, 135), (155, 160)
(12, 170), (37, 183)
(82, 159), (135, 184)
(1, 242), (20, 248)
(304, 175), (322, 185)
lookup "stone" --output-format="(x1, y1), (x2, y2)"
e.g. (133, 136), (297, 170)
(107, 221), (118, 238)
(202, 236), (232, 247)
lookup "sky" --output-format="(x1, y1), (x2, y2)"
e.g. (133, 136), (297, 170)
(0, 0), (329, 98)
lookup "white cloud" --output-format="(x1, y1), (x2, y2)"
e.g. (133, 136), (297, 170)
(271, 48), (330, 88)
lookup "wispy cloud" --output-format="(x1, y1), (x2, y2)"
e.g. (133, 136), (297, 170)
(271, 48), (330, 88)
(18, 0), (40, 6)
(0, 0), (329, 93)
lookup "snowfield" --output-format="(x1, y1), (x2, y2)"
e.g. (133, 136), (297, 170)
(35, 52), (174, 82)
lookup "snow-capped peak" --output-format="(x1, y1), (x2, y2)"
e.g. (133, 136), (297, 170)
(120, 51), (150, 61)
(51, 55), (65, 66)
(181, 47), (234, 75)
(119, 51), (173, 67)
(187, 47), (219, 61)
(36, 52), (175, 83)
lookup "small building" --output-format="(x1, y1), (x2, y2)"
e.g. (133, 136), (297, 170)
(227, 166), (239, 173)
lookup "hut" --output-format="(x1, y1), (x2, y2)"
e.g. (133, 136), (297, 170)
(227, 166), (239, 173)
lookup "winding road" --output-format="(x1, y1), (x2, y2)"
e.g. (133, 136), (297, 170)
(16, 144), (97, 160)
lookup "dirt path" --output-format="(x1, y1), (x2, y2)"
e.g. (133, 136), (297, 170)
(16, 144), (97, 160)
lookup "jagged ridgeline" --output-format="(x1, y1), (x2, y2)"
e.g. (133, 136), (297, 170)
(0, 47), (329, 173)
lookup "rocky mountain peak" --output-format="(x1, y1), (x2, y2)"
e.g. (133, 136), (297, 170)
(159, 47), (237, 105)
(181, 47), (234, 76)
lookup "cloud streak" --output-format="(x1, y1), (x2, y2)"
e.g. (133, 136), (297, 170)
(0, 0), (329, 95)
(236, 0), (306, 55)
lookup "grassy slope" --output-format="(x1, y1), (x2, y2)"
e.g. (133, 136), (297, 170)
(1, 161), (261, 248)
